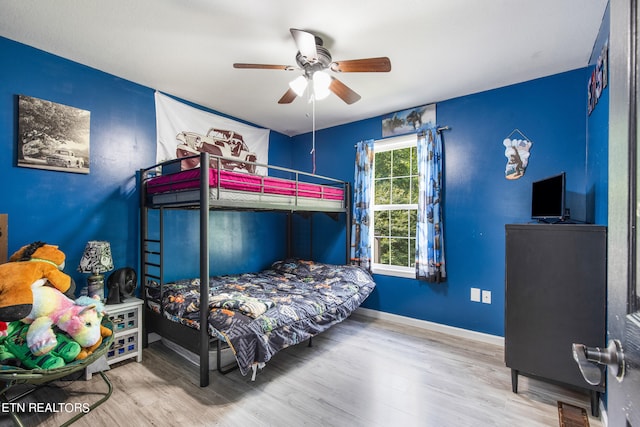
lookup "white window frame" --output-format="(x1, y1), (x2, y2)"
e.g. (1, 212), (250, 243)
(370, 133), (417, 279)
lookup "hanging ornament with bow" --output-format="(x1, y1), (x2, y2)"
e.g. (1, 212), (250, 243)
(503, 129), (533, 180)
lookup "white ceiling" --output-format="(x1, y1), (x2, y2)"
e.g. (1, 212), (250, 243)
(0, 0), (608, 136)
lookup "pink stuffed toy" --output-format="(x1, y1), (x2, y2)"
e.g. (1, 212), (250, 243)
(22, 279), (105, 356)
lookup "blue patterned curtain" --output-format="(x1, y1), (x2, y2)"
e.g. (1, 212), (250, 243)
(350, 139), (374, 269)
(416, 127), (446, 282)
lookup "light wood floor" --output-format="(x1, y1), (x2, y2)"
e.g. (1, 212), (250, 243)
(0, 315), (603, 427)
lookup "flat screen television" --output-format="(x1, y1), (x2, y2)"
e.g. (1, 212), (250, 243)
(531, 172), (566, 222)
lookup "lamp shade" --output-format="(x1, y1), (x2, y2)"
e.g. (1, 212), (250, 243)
(312, 71), (331, 100)
(289, 75), (308, 97)
(77, 240), (114, 274)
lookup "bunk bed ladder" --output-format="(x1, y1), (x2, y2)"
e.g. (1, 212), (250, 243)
(142, 209), (163, 291)
(139, 167), (163, 348)
(141, 230), (161, 347)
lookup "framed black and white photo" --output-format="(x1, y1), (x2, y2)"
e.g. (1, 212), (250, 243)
(17, 95), (90, 174)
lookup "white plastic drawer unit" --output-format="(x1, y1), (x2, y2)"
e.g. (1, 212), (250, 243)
(105, 297), (144, 365)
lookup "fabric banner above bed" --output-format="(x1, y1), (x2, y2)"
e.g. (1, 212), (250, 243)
(154, 91), (270, 175)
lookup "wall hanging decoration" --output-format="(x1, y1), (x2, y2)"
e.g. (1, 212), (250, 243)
(17, 95), (90, 174)
(588, 40), (608, 115)
(503, 129), (533, 180)
(154, 92), (270, 175)
(382, 104), (436, 137)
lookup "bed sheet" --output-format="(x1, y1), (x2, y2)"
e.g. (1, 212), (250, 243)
(145, 259), (375, 376)
(146, 168), (344, 200)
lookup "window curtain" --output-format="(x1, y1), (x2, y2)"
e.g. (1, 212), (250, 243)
(416, 127), (446, 282)
(350, 139), (374, 269)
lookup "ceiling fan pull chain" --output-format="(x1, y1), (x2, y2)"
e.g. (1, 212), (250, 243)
(311, 95), (316, 174)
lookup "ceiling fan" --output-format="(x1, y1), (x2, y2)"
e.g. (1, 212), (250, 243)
(233, 28), (391, 105)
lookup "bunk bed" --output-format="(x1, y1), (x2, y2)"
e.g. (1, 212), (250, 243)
(139, 152), (375, 386)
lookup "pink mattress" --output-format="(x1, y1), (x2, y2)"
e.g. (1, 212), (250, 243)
(146, 168), (344, 201)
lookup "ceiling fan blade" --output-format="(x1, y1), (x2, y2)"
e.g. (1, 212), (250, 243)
(290, 28), (318, 62)
(278, 88), (298, 104)
(329, 77), (361, 104)
(234, 63), (296, 71)
(331, 57), (392, 73)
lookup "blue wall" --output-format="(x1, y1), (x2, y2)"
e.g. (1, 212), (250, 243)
(0, 37), (291, 291)
(0, 37), (156, 290)
(292, 69), (594, 337)
(1, 35), (605, 338)
(586, 2), (610, 226)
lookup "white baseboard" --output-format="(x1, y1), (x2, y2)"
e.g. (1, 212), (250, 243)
(353, 307), (505, 347)
(599, 404), (608, 426)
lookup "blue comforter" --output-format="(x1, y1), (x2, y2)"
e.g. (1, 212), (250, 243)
(147, 259), (376, 376)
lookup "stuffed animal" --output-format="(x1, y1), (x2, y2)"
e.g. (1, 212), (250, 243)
(0, 321), (81, 370)
(76, 324), (112, 360)
(22, 279), (105, 356)
(0, 242), (73, 322)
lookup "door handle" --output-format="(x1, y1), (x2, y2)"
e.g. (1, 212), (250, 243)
(572, 339), (625, 385)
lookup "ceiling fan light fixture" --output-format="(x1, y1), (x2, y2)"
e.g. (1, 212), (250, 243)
(289, 75), (308, 97)
(312, 71), (331, 100)
(235, 28), (390, 105)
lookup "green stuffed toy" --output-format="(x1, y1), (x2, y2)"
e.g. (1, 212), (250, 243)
(0, 321), (80, 370)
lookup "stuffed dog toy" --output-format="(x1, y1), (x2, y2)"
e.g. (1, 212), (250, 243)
(0, 242), (72, 322)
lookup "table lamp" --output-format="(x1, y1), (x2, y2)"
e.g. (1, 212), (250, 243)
(77, 240), (114, 301)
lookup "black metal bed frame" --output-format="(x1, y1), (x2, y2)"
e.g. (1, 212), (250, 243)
(139, 152), (352, 386)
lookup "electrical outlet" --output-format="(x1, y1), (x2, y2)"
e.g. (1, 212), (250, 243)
(470, 287), (481, 302)
(482, 290), (492, 304)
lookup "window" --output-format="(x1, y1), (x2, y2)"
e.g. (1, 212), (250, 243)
(371, 134), (418, 278)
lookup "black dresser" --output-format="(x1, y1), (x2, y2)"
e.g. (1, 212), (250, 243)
(504, 223), (606, 415)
